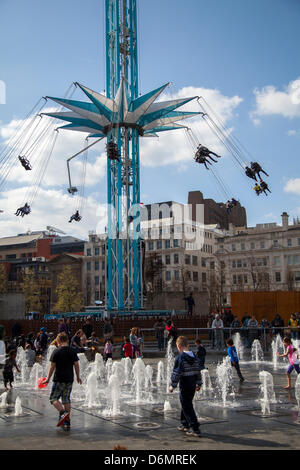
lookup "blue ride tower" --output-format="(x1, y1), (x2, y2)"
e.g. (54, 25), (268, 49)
(44, 0), (200, 314)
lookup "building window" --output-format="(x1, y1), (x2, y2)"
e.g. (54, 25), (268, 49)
(241, 243), (245, 251)
(193, 271), (198, 281)
(260, 241), (265, 249)
(288, 255), (293, 265)
(232, 244), (236, 252)
(201, 258), (206, 268)
(295, 272), (300, 282)
(174, 253), (179, 264)
(95, 276), (99, 285)
(275, 272), (281, 282)
(95, 261), (99, 271)
(174, 270), (179, 281)
(233, 275), (237, 285)
(165, 255), (170, 265)
(95, 247), (100, 256)
(166, 271), (171, 281)
(95, 291), (100, 300)
(237, 259), (242, 268)
(232, 260), (236, 268)
(87, 248), (92, 256)
(273, 256), (281, 266)
(157, 240), (162, 250)
(273, 240), (278, 248)
(173, 239), (179, 248)
(185, 255), (191, 265)
(250, 242), (255, 250)
(287, 239), (292, 247)
(210, 261), (215, 270)
(102, 246), (105, 255)
(294, 255), (300, 265)
(244, 274), (248, 284)
(192, 256), (198, 266)
(149, 241), (154, 251)
(202, 272), (206, 284)
(102, 261), (105, 270)
(87, 262), (91, 271)
(165, 240), (170, 249)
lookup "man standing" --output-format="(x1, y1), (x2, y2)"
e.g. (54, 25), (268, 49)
(184, 293), (195, 316)
(44, 332), (82, 429)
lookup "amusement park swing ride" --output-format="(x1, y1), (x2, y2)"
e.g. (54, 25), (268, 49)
(0, 0), (270, 312)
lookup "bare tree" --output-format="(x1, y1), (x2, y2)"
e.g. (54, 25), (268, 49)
(286, 268), (295, 291)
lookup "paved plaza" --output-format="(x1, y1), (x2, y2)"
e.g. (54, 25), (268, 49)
(0, 352), (299, 451)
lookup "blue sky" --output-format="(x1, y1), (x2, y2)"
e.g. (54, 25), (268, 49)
(0, 0), (300, 238)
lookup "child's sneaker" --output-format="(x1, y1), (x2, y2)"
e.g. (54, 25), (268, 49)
(186, 429), (202, 437)
(177, 425), (189, 432)
(63, 418), (71, 430)
(57, 411), (70, 427)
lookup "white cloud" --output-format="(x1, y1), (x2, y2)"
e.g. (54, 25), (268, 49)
(287, 129), (300, 136)
(0, 109), (107, 189)
(284, 178), (300, 195)
(0, 186), (107, 239)
(140, 86), (243, 167)
(0, 85), (243, 238)
(251, 77), (300, 122)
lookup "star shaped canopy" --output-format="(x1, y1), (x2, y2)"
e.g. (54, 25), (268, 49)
(43, 79), (200, 138)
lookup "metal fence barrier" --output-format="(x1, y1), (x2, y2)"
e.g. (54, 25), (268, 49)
(140, 327), (297, 352)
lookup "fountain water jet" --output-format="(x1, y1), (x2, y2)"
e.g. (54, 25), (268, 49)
(251, 339), (264, 363)
(14, 396), (23, 416)
(271, 335), (285, 370)
(258, 370), (276, 415)
(132, 358), (146, 404)
(233, 333), (245, 361)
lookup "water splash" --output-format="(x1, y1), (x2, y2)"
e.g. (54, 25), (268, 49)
(0, 391), (8, 408)
(216, 357), (234, 406)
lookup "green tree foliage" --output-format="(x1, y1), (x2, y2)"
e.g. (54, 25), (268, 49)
(21, 269), (43, 313)
(55, 265), (83, 313)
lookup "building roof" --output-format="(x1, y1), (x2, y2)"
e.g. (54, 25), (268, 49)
(0, 233), (46, 247)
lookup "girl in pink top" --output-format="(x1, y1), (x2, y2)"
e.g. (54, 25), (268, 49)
(277, 336), (300, 389)
(104, 339), (113, 362)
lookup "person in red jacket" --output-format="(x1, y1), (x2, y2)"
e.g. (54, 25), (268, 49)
(123, 337), (134, 359)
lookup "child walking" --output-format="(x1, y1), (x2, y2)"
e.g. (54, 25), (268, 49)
(226, 338), (245, 383)
(169, 336), (202, 437)
(104, 339), (113, 362)
(44, 332), (82, 429)
(3, 350), (20, 391)
(277, 336), (300, 389)
(122, 337), (134, 359)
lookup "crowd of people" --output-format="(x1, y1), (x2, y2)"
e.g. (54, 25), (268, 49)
(206, 310), (299, 351)
(1, 312), (299, 435)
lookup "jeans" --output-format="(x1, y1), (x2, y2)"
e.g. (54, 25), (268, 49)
(179, 388), (199, 432)
(231, 362), (244, 381)
(157, 336), (164, 351)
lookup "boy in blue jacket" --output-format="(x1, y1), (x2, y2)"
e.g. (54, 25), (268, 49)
(226, 338), (244, 383)
(169, 336), (202, 437)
